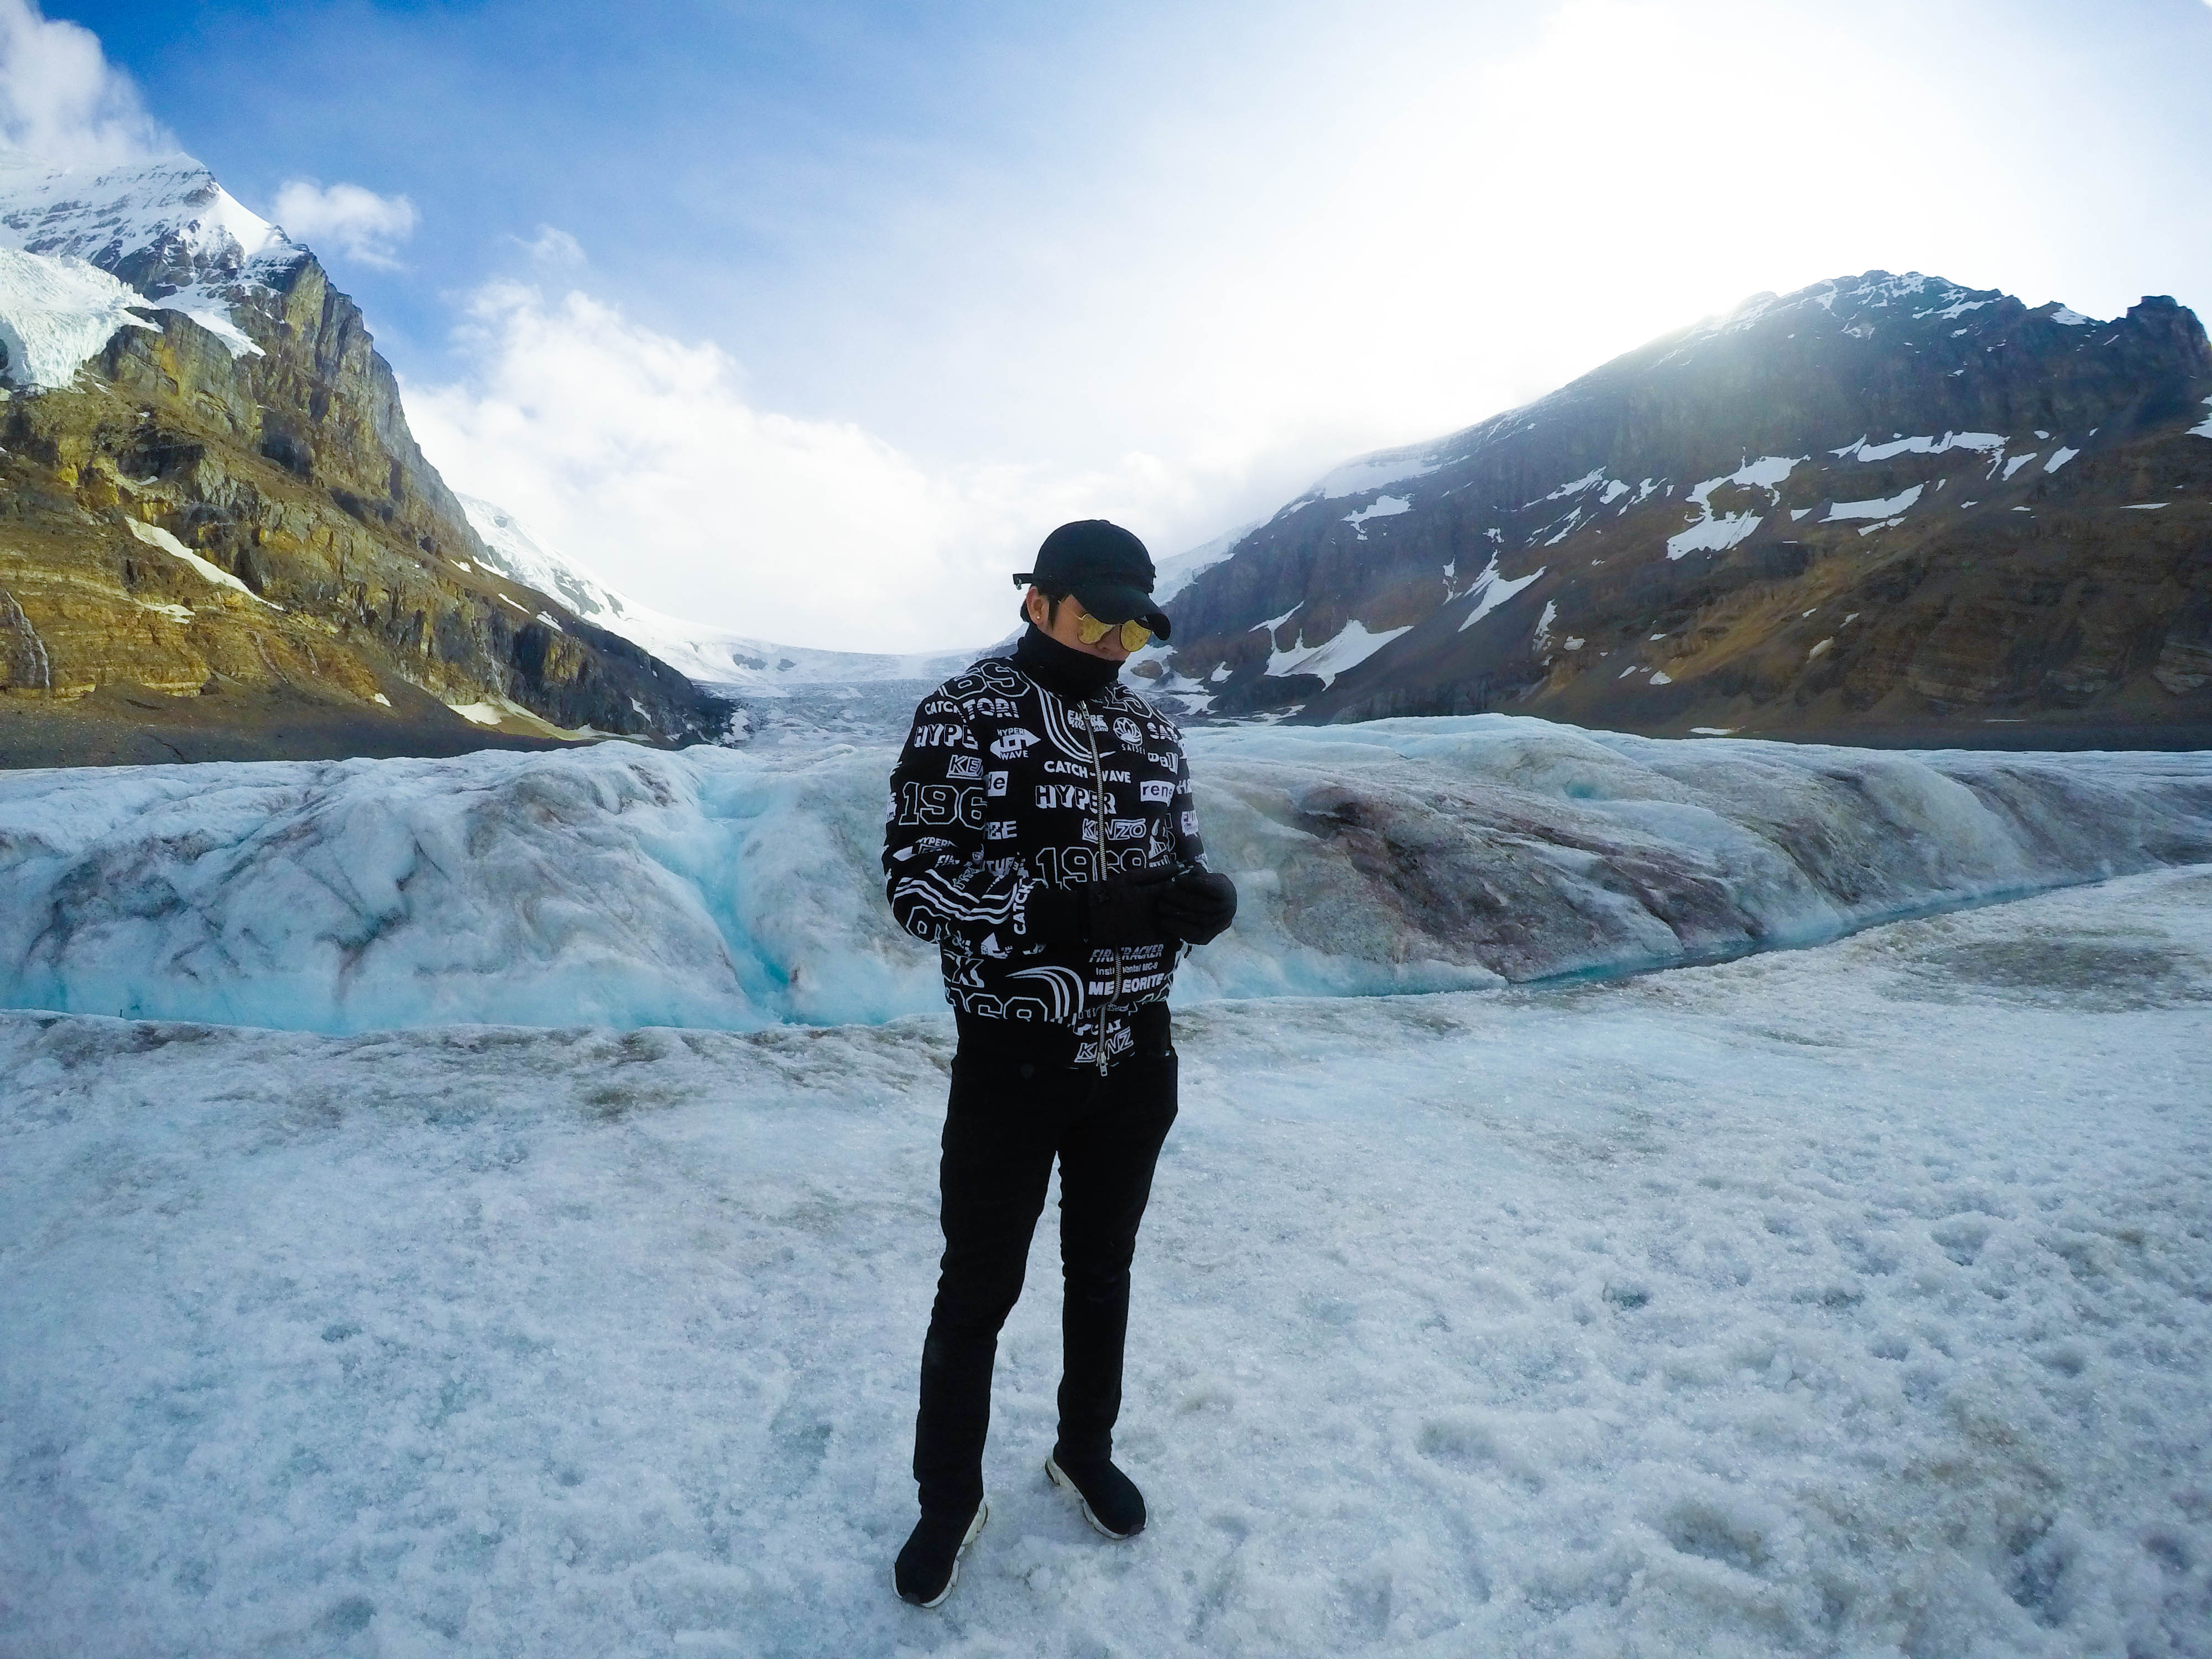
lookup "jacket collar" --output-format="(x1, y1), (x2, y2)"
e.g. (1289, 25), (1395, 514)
(1013, 623), (1121, 701)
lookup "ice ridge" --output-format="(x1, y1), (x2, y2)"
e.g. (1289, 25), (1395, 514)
(2, 718), (2208, 1035)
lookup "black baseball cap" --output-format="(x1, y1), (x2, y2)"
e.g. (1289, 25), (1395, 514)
(1013, 519), (1172, 642)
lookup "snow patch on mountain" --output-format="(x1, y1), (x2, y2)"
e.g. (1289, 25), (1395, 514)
(1537, 466), (1608, 503)
(1667, 274), (2103, 367)
(1341, 494), (1411, 538)
(0, 246), (154, 388)
(1264, 618), (1411, 686)
(1664, 512), (1763, 559)
(2192, 397), (2212, 440)
(1674, 274), (1944, 351)
(1153, 520), (1260, 604)
(1310, 446), (1443, 501)
(1825, 484), (1926, 523)
(147, 293), (262, 358)
(1919, 294), (1997, 320)
(124, 519), (280, 607)
(1666, 456), (1803, 560)
(458, 495), (633, 627)
(1717, 454), (1803, 492)
(1832, 431), (2006, 462)
(1457, 555), (1546, 629)
(0, 150), (336, 371)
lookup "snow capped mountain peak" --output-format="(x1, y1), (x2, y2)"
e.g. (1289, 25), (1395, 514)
(0, 149), (303, 300)
(0, 148), (311, 368)
(1626, 270), (2114, 385)
(1693, 271), (2107, 343)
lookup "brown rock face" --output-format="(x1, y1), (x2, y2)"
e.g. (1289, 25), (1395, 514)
(0, 226), (729, 765)
(1162, 274), (2212, 747)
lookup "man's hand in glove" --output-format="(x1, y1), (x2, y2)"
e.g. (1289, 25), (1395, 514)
(1024, 865), (1177, 948)
(1158, 868), (1237, 946)
(1088, 863), (1178, 947)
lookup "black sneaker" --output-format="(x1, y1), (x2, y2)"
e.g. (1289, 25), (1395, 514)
(894, 1499), (988, 1608)
(1044, 1452), (1146, 1539)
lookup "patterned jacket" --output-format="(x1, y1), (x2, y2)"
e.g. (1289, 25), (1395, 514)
(883, 649), (1206, 1068)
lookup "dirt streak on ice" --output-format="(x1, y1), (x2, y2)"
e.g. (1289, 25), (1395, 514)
(4, 867), (2210, 1657)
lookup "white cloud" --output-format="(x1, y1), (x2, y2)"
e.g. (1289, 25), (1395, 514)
(515, 225), (584, 265)
(0, 0), (168, 165)
(404, 281), (1235, 653)
(271, 179), (419, 268)
(692, 0), (2212, 589)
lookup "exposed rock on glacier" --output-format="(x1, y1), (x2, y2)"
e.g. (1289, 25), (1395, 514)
(2, 717), (2208, 1032)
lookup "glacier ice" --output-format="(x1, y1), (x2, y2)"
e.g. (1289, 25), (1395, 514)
(1, 715), (2208, 1034)
(0, 246), (158, 389)
(3, 866), (2208, 1655)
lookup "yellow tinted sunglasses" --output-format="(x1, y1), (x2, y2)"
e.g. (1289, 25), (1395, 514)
(1073, 609), (1154, 652)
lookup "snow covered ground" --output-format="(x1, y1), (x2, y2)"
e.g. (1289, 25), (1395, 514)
(3, 718), (2209, 1034)
(4, 865), (2208, 1657)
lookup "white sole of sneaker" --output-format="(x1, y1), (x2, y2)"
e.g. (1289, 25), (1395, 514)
(1044, 1455), (1140, 1541)
(902, 1498), (988, 1610)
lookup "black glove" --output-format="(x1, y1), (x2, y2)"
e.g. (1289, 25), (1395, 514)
(1158, 868), (1237, 946)
(1022, 881), (1085, 944)
(1022, 866), (1176, 948)
(1088, 863), (1177, 948)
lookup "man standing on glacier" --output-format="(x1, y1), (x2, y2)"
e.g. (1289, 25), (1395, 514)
(880, 519), (1239, 1608)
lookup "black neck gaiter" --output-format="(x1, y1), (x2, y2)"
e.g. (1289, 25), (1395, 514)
(1013, 623), (1120, 701)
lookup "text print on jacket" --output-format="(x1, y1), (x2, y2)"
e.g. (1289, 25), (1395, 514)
(883, 655), (1206, 1067)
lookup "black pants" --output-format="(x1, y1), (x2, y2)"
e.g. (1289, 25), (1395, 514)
(912, 1005), (1178, 1515)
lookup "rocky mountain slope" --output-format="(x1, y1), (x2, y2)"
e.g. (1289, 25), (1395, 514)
(0, 150), (730, 766)
(1152, 273), (2212, 746)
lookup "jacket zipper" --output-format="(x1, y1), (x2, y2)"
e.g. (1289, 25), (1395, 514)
(1083, 700), (1119, 1075)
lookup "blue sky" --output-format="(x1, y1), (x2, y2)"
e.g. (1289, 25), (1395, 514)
(59, 0), (1381, 435)
(20, 0), (2212, 649)
(63, 3), (1107, 364)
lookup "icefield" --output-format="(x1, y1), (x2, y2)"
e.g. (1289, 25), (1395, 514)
(4, 868), (2208, 1656)
(2, 716), (2210, 1034)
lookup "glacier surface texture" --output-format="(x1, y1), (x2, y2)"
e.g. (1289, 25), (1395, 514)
(2, 716), (2210, 1033)
(3, 868), (2209, 1655)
